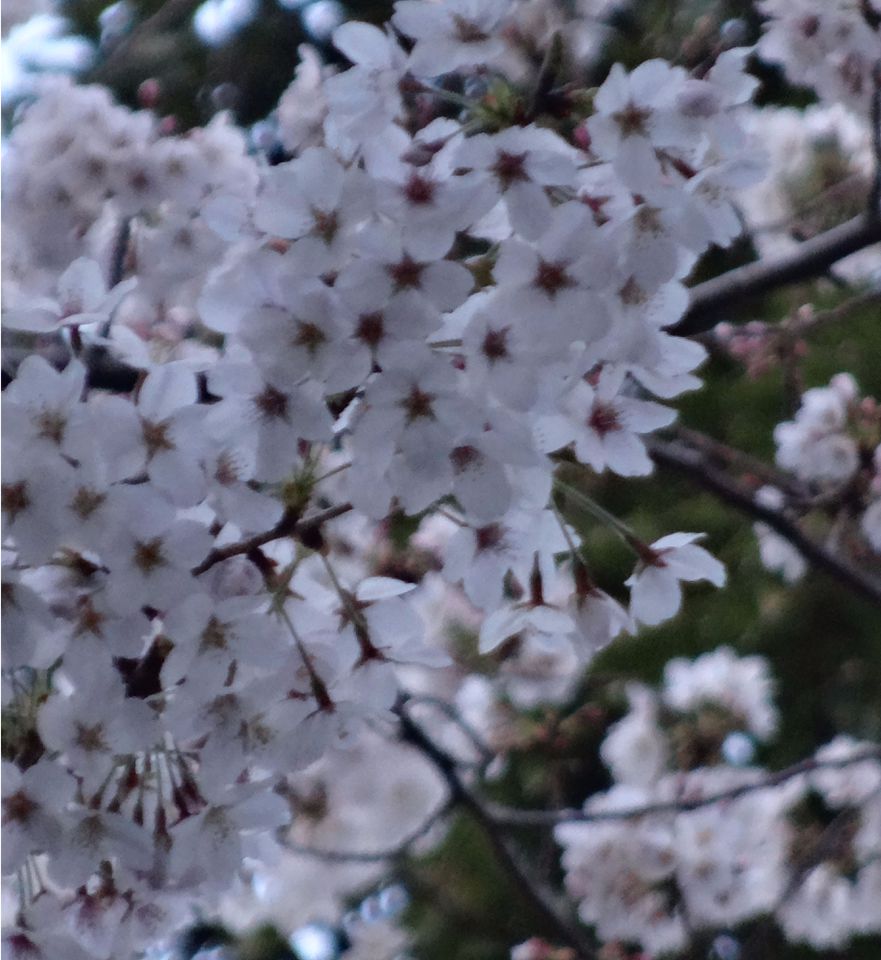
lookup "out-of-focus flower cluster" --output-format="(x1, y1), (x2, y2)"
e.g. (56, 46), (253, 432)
(759, 0), (881, 117)
(555, 648), (881, 955)
(754, 374), (881, 582)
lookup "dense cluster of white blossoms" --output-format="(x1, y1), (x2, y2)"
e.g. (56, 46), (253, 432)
(759, 0), (881, 116)
(754, 373), (881, 581)
(555, 648), (881, 955)
(2, 0), (880, 956)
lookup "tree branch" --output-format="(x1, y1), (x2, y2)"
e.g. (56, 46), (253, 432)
(648, 437), (881, 608)
(669, 426), (812, 501)
(403, 694), (496, 768)
(191, 502), (353, 577)
(487, 747), (881, 827)
(396, 704), (596, 958)
(868, 60), (881, 219)
(281, 799), (452, 864)
(675, 213), (881, 336)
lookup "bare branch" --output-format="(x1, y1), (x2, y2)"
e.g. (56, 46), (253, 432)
(487, 747), (881, 827)
(676, 214), (881, 336)
(396, 704), (596, 958)
(868, 60), (881, 219)
(403, 694), (496, 768)
(669, 426), (812, 501)
(648, 437), (881, 608)
(191, 502), (353, 577)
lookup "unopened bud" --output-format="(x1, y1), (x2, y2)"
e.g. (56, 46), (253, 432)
(137, 78), (161, 110)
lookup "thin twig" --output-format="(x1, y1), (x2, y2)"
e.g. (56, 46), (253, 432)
(696, 289), (881, 360)
(669, 426), (811, 501)
(403, 694), (496, 767)
(487, 748), (881, 827)
(788, 288), (881, 335)
(648, 438), (881, 608)
(749, 172), (871, 237)
(676, 214), (881, 336)
(191, 502), (353, 577)
(281, 799), (452, 863)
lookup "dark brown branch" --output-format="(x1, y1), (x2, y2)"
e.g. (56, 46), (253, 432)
(676, 214), (881, 336)
(670, 426), (812, 501)
(191, 502), (353, 577)
(487, 747), (881, 827)
(647, 438), (881, 608)
(868, 60), (881, 219)
(109, 219), (132, 289)
(396, 704), (596, 958)
(404, 694), (496, 767)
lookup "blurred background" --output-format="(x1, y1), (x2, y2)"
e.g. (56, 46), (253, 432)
(2, 1), (880, 958)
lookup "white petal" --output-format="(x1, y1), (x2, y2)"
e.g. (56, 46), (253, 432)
(356, 577), (416, 601)
(628, 566), (681, 626)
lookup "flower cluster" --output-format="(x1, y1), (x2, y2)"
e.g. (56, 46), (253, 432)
(758, 0), (881, 117)
(755, 374), (881, 581)
(3, 0), (880, 956)
(555, 648), (881, 955)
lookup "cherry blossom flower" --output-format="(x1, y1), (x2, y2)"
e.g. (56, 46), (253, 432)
(537, 366), (676, 476)
(392, 0), (511, 76)
(1, 760), (75, 873)
(37, 640), (157, 793)
(3, 257), (135, 332)
(626, 533), (726, 626)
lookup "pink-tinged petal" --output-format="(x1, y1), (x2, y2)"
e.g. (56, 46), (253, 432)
(101, 275), (137, 313)
(631, 59), (680, 101)
(234, 790), (290, 831)
(164, 520), (215, 569)
(336, 259), (393, 311)
(645, 282), (689, 329)
(454, 132), (496, 169)
(198, 261), (271, 334)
